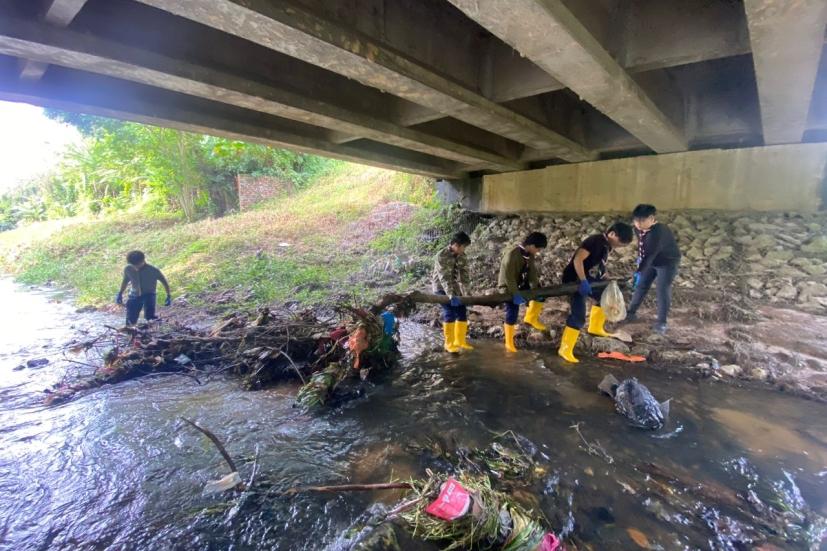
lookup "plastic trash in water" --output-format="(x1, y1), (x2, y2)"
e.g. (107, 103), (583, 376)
(424, 478), (471, 520)
(540, 533), (562, 551)
(203, 471), (242, 494)
(380, 310), (396, 336)
(174, 354), (192, 365)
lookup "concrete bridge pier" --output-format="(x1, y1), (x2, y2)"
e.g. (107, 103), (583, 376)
(440, 143), (827, 214)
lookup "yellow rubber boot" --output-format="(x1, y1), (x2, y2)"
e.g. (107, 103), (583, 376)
(558, 326), (580, 363)
(587, 306), (612, 337)
(504, 324), (518, 353)
(523, 301), (547, 331)
(454, 321), (474, 350)
(442, 322), (459, 353)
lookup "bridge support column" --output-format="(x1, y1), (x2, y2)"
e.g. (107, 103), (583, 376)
(478, 144), (827, 213)
(437, 177), (482, 212)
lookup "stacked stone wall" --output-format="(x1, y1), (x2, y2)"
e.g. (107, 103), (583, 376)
(462, 210), (827, 313)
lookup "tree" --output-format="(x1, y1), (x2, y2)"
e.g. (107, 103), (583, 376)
(4, 109), (342, 223)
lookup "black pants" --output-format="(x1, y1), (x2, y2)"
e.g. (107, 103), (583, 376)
(565, 277), (604, 329)
(126, 293), (156, 325)
(627, 263), (679, 324)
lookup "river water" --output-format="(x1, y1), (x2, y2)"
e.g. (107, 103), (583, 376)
(1, 279), (825, 550)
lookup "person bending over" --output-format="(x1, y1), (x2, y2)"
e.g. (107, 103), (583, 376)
(498, 232), (548, 353)
(558, 222), (633, 363)
(116, 250), (171, 325)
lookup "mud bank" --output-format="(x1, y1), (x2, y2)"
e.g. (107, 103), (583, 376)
(420, 210), (827, 401)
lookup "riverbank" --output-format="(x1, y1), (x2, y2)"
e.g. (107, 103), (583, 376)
(429, 210), (827, 402)
(0, 164), (449, 308)
(2, 169), (826, 401)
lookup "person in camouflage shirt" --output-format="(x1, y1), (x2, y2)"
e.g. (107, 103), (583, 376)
(432, 231), (473, 353)
(497, 232), (548, 352)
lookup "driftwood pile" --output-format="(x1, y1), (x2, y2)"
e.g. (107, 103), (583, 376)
(45, 281), (622, 407)
(46, 306), (395, 406)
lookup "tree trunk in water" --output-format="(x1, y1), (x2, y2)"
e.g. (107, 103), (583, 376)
(372, 279), (624, 312)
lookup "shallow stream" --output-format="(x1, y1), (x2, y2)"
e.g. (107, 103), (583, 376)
(1, 279), (825, 550)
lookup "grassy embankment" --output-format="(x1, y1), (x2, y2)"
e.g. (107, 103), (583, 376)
(0, 164), (451, 308)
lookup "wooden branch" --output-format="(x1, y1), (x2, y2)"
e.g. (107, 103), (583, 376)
(373, 279), (624, 312)
(180, 417), (239, 475)
(283, 482), (413, 495)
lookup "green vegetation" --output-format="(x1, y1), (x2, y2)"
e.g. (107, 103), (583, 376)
(0, 111), (339, 229)
(0, 164), (452, 307)
(0, 110), (455, 309)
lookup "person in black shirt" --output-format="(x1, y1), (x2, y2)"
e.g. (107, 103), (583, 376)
(625, 204), (681, 335)
(558, 222), (634, 363)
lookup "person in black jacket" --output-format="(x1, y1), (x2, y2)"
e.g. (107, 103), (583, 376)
(625, 204), (681, 335)
(558, 222), (634, 363)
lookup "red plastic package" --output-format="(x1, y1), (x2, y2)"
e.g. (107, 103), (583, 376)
(540, 532), (563, 551)
(424, 478), (471, 520)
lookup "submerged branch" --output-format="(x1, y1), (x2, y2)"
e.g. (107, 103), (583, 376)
(571, 422), (614, 464)
(180, 417), (240, 476)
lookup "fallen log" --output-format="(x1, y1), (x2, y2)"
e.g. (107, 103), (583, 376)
(372, 279), (624, 312)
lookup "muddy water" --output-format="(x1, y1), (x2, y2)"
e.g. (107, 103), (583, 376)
(1, 279), (826, 550)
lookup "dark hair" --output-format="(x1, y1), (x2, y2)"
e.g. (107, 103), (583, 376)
(522, 232), (548, 248)
(632, 204), (657, 219)
(607, 222), (634, 244)
(126, 250), (145, 265)
(450, 231), (471, 246)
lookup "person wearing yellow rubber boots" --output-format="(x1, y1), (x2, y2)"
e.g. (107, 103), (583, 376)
(432, 231), (473, 353)
(498, 232), (548, 352)
(558, 222), (634, 363)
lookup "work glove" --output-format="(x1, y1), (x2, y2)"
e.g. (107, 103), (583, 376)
(164, 295), (172, 307)
(115, 292), (123, 305)
(449, 296), (462, 307)
(632, 272), (641, 290)
(512, 292), (526, 305)
(578, 279), (592, 297)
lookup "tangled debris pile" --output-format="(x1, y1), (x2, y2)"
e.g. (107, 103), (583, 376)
(326, 433), (559, 551)
(399, 473), (555, 551)
(46, 306), (398, 407)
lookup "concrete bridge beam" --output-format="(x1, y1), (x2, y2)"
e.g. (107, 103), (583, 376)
(744, 0), (827, 144)
(133, 0), (595, 162)
(447, 0), (688, 154)
(18, 0), (89, 81)
(0, 15), (522, 172)
(0, 66), (465, 179)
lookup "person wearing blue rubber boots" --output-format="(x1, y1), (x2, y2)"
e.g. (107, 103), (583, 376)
(115, 250), (171, 325)
(498, 232), (548, 352)
(558, 222), (634, 363)
(625, 205), (681, 335)
(432, 231), (473, 353)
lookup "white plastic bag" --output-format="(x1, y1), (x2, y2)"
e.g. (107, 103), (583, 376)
(203, 471), (242, 494)
(600, 280), (626, 322)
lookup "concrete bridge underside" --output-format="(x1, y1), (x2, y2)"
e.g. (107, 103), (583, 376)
(0, 0), (825, 180)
